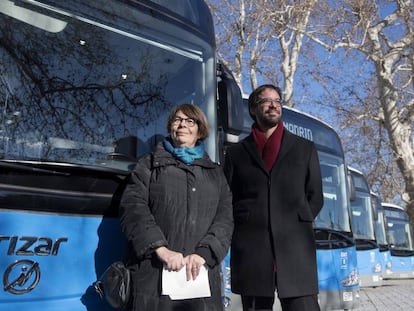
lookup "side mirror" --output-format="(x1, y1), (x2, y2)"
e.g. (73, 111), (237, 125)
(348, 172), (356, 202)
(217, 61), (243, 135)
(109, 136), (137, 160)
(372, 199), (379, 221)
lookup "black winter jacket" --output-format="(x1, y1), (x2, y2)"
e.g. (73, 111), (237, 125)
(119, 141), (233, 311)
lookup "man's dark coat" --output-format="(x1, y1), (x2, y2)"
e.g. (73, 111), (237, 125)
(224, 129), (323, 298)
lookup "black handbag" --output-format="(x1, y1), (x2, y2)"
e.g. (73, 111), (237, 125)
(94, 261), (131, 309)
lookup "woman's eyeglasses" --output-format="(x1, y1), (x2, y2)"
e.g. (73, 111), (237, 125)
(172, 117), (198, 127)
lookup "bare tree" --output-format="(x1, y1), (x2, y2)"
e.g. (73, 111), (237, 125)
(207, 0), (317, 104)
(208, 0), (414, 219)
(206, 0), (273, 93)
(264, 0), (317, 106)
(295, 0), (414, 219)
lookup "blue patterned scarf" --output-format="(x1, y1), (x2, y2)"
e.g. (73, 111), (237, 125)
(163, 138), (205, 165)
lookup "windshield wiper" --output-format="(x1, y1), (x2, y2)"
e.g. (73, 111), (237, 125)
(314, 228), (355, 244)
(0, 161), (70, 176)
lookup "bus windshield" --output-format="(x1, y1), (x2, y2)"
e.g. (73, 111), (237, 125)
(349, 169), (376, 240)
(373, 194), (388, 246)
(351, 195), (375, 239)
(385, 209), (414, 251)
(0, 0), (216, 170)
(376, 207), (388, 246)
(283, 107), (351, 233)
(315, 153), (351, 232)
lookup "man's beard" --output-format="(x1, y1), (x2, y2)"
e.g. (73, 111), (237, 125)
(257, 113), (281, 128)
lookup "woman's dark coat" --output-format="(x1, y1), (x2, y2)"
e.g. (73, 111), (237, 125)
(119, 142), (233, 310)
(223, 129), (323, 298)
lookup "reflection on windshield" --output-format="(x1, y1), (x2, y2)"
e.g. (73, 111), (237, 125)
(314, 152), (351, 232)
(0, 1), (211, 171)
(0, 0), (68, 32)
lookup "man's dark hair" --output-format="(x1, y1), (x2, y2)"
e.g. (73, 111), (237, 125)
(248, 84), (282, 121)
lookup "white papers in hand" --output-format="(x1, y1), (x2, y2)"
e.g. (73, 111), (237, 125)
(161, 265), (211, 300)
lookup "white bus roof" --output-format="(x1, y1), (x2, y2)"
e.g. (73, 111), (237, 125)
(381, 202), (406, 211)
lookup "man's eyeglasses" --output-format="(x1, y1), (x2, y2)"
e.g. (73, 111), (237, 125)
(256, 98), (283, 106)
(172, 116), (198, 127)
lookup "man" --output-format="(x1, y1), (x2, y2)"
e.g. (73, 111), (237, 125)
(224, 84), (323, 311)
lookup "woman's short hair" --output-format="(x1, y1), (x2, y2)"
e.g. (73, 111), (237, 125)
(166, 104), (210, 140)
(248, 84), (282, 121)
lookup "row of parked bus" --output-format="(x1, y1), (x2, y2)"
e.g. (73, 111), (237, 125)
(1, 2), (412, 310)
(348, 166), (414, 288)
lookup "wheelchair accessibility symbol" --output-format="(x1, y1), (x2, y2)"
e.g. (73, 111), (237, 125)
(3, 259), (40, 294)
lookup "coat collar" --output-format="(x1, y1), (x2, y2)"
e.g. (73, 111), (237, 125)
(152, 141), (216, 169)
(241, 129), (296, 174)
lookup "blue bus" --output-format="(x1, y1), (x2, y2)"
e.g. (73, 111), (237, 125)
(0, 1), (243, 310)
(348, 167), (383, 287)
(382, 202), (414, 279)
(371, 192), (392, 279)
(223, 104), (359, 310)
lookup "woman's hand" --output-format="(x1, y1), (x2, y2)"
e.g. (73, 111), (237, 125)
(155, 246), (185, 271)
(184, 254), (206, 281)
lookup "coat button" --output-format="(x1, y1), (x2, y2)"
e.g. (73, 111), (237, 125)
(192, 187), (196, 192)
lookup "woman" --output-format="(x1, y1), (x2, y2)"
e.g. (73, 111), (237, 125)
(119, 104), (233, 311)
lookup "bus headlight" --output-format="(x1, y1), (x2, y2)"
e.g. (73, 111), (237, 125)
(372, 263), (382, 273)
(341, 269), (359, 286)
(224, 266), (231, 290)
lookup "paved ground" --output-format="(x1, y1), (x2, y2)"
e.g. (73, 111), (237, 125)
(226, 279), (414, 310)
(354, 279), (414, 310)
